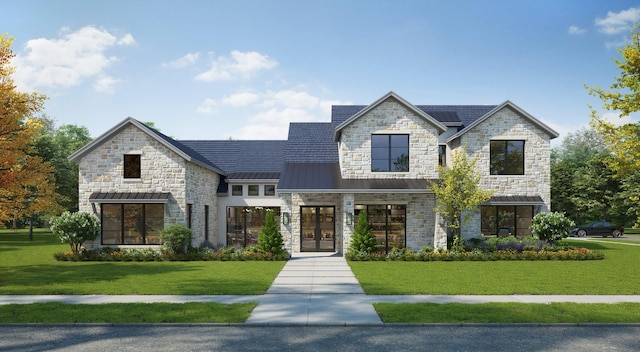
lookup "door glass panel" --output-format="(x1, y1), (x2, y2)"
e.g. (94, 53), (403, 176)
(300, 207), (335, 252)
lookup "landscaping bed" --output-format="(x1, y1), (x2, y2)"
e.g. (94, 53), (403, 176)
(346, 236), (604, 261)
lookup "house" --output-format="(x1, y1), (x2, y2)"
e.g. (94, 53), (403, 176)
(68, 91), (558, 254)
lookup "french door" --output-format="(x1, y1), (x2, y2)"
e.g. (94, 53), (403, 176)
(300, 206), (335, 252)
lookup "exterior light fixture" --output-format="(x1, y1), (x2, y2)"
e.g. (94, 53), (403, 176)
(282, 212), (290, 225)
(346, 212), (353, 226)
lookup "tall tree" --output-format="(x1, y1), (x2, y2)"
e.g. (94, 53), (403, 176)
(585, 23), (640, 177)
(0, 34), (59, 227)
(430, 146), (493, 252)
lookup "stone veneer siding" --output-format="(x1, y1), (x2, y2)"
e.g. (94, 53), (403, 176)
(77, 125), (219, 248)
(185, 162), (220, 246)
(338, 98), (441, 180)
(455, 106), (552, 238)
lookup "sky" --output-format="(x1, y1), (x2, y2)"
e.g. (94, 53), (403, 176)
(4, 0), (640, 145)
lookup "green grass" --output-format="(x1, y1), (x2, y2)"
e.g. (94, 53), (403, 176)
(349, 240), (640, 295)
(0, 230), (285, 295)
(374, 302), (640, 323)
(0, 302), (256, 323)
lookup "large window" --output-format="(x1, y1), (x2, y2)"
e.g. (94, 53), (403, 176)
(124, 154), (141, 178)
(481, 205), (533, 237)
(101, 203), (163, 245)
(226, 207), (280, 247)
(371, 134), (409, 172)
(490, 140), (524, 175)
(355, 204), (406, 253)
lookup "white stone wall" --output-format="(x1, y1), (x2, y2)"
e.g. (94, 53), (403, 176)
(289, 193), (343, 254)
(456, 106), (553, 238)
(339, 98), (441, 180)
(185, 163), (220, 246)
(77, 125), (219, 248)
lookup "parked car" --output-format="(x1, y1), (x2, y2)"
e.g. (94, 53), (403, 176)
(570, 221), (624, 238)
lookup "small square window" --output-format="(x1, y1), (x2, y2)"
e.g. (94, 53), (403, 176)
(231, 185), (243, 196)
(264, 185), (276, 196)
(124, 154), (141, 178)
(248, 185), (259, 196)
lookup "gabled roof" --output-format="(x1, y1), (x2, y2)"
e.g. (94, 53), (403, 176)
(333, 91), (448, 141)
(180, 140), (286, 174)
(446, 101), (559, 143)
(284, 123), (339, 163)
(68, 117), (226, 175)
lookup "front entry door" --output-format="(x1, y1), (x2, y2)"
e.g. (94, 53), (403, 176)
(300, 206), (335, 252)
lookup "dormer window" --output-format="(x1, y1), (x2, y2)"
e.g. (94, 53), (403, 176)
(124, 154), (141, 178)
(371, 134), (409, 172)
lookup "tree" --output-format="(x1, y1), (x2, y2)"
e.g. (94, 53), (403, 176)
(585, 23), (640, 225)
(50, 211), (100, 254)
(348, 209), (377, 254)
(257, 210), (285, 255)
(0, 34), (59, 228)
(430, 146), (493, 252)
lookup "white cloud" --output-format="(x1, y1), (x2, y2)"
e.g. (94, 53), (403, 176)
(194, 50), (278, 81)
(163, 52), (201, 68)
(263, 90), (321, 109)
(93, 75), (120, 93)
(568, 25), (586, 35)
(221, 91), (260, 106)
(197, 98), (218, 114)
(13, 25), (134, 93)
(600, 111), (639, 126)
(595, 7), (640, 35)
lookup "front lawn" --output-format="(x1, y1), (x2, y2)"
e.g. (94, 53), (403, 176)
(0, 230), (284, 295)
(0, 302), (256, 323)
(349, 240), (640, 295)
(374, 302), (640, 323)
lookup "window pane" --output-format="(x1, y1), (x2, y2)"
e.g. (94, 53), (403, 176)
(506, 141), (524, 175)
(248, 185), (259, 196)
(388, 205), (406, 249)
(231, 185), (242, 196)
(481, 206), (497, 236)
(497, 206), (515, 236)
(371, 147), (389, 160)
(264, 185), (276, 196)
(371, 135), (389, 148)
(145, 204), (164, 244)
(226, 207), (242, 247)
(124, 154), (141, 178)
(490, 141), (505, 175)
(371, 159), (389, 172)
(102, 204), (121, 245)
(391, 149), (409, 172)
(390, 135), (409, 148)
(124, 204), (144, 244)
(516, 206), (533, 237)
(439, 145), (446, 166)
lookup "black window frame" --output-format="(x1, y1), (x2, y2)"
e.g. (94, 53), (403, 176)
(371, 134), (410, 172)
(438, 145), (446, 167)
(231, 185), (243, 196)
(100, 203), (164, 245)
(490, 140), (525, 175)
(248, 185), (259, 196)
(481, 205), (534, 237)
(354, 204), (406, 254)
(123, 154), (141, 178)
(264, 185), (276, 196)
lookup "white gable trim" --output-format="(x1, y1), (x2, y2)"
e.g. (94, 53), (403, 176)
(446, 101), (559, 143)
(334, 91), (447, 141)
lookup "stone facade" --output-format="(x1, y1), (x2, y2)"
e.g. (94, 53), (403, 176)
(339, 98), (441, 180)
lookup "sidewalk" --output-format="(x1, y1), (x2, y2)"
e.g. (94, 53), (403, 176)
(2, 252), (640, 325)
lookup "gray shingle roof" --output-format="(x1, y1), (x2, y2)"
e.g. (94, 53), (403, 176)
(284, 123), (339, 163)
(180, 140), (286, 173)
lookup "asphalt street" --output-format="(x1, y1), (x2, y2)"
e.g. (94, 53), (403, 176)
(1, 325), (640, 352)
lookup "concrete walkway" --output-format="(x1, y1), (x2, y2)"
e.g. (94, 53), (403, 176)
(245, 252), (381, 325)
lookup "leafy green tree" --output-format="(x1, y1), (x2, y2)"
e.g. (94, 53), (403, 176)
(348, 209), (377, 254)
(257, 210), (285, 255)
(585, 24), (640, 178)
(530, 212), (575, 245)
(430, 146), (493, 252)
(50, 211), (99, 254)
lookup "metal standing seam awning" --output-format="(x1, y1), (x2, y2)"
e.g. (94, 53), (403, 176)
(483, 195), (545, 205)
(89, 192), (172, 203)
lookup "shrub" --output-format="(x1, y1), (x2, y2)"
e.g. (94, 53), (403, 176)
(50, 211), (100, 254)
(160, 224), (192, 255)
(530, 212), (575, 245)
(348, 210), (377, 254)
(257, 210), (286, 256)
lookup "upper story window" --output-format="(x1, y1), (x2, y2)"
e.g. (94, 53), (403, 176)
(231, 185), (243, 196)
(438, 145), (446, 167)
(490, 140), (524, 175)
(123, 154), (141, 178)
(371, 134), (409, 172)
(248, 185), (259, 196)
(264, 185), (276, 196)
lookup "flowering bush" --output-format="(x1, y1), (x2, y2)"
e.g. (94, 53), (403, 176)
(50, 211), (100, 254)
(530, 212), (575, 244)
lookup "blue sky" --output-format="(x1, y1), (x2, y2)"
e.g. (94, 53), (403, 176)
(5, 1), (640, 144)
